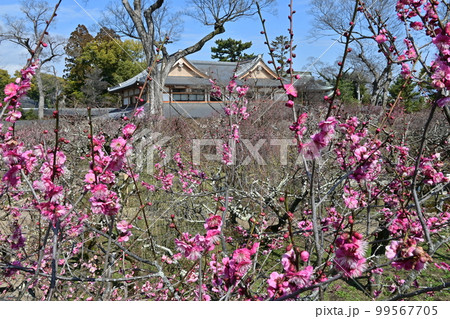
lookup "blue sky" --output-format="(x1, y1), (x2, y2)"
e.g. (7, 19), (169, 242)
(0, 0), (343, 77)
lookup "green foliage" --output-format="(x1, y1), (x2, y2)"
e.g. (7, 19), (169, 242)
(27, 73), (64, 108)
(20, 108), (39, 120)
(64, 24), (95, 96)
(389, 75), (426, 112)
(211, 38), (256, 62)
(337, 76), (370, 105)
(270, 35), (296, 77)
(338, 79), (357, 103)
(64, 25), (146, 105)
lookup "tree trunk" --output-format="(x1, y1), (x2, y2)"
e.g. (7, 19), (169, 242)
(36, 68), (45, 119)
(147, 60), (174, 116)
(356, 82), (361, 104)
(371, 79), (381, 106)
(146, 78), (162, 116)
(381, 67), (393, 109)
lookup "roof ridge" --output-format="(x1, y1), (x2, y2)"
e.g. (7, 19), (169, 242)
(190, 60), (237, 65)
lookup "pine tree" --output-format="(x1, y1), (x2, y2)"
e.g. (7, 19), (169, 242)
(211, 38), (255, 62)
(389, 75), (426, 112)
(64, 25), (94, 96)
(270, 35), (296, 77)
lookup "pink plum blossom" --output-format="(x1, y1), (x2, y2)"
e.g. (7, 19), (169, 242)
(133, 107), (145, 118)
(385, 239), (432, 271)
(375, 34), (388, 43)
(122, 123), (136, 137)
(284, 83), (298, 97)
(334, 232), (367, 278)
(300, 251), (310, 262)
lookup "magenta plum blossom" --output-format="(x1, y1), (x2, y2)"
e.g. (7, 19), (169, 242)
(0, 0), (449, 302)
(283, 83), (297, 97)
(221, 143), (233, 165)
(117, 220), (132, 233)
(8, 222), (26, 250)
(296, 116), (338, 159)
(410, 21), (424, 30)
(5, 110), (22, 122)
(434, 262), (450, 271)
(437, 97), (450, 108)
(266, 246), (315, 299)
(209, 79), (222, 98)
(84, 171), (96, 186)
(89, 184), (121, 216)
(385, 239), (432, 271)
(232, 242), (259, 275)
(231, 124), (240, 141)
(334, 232), (367, 278)
(204, 214), (222, 231)
(321, 207), (344, 231)
(117, 220), (133, 242)
(133, 106), (145, 118)
(298, 220), (313, 236)
(300, 251), (309, 262)
(289, 112), (308, 136)
(226, 79), (237, 93)
(110, 137), (127, 153)
(236, 86), (248, 97)
(281, 248), (298, 272)
(122, 123), (136, 137)
(285, 100), (294, 107)
(4, 83), (18, 98)
(175, 233), (206, 261)
(375, 34), (388, 43)
(267, 272), (289, 298)
(1, 62), (38, 124)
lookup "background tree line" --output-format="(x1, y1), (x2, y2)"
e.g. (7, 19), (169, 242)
(64, 25), (146, 107)
(0, 0), (433, 115)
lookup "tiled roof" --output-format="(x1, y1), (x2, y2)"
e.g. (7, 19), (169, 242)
(164, 76), (211, 86)
(108, 55), (332, 93)
(164, 102), (224, 118)
(190, 55), (261, 84)
(108, 55), (270, 92)
(108, 70), (149, 92)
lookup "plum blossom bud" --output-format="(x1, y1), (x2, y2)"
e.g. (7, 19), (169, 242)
(353, 232), (363, 240)
(300, 251), (310, 262)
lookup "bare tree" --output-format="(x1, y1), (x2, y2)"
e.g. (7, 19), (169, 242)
(309, 0), (405, 108)
(0, 0), (65, 119)
(104, 0), (275, 115)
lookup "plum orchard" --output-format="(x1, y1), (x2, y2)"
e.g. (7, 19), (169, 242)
(0, 0), (449, 300)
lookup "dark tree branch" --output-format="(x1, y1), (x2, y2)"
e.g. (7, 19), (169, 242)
(388, 282), (450, 301)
